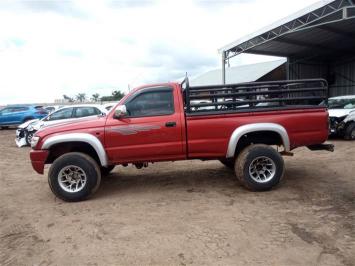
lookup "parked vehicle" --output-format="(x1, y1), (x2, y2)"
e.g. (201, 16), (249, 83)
(16, 104), (107, 147)
(326, 95), (355, 140)
(29, 78), (333, 202)
(44, 105), (62, 114)
(0, 105), (48, 129)
(103, 103), (116, 111)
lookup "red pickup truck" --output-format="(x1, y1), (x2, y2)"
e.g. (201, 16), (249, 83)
(30, 78), (333, 201)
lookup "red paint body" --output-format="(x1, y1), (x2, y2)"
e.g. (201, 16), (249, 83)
(30, 82), (329, 174)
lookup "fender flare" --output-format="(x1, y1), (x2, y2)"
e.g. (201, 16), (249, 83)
(344, 112), (355, 123)
(41, 133), (108, 166)
(226, 123), (290, 158)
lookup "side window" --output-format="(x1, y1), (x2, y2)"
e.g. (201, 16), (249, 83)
(74, 107), (100, 118)
(49, 108), (73, 120)
(0, 108), (10, 115)
(11, 107), (28, 112)
(126, 89), (174, 117)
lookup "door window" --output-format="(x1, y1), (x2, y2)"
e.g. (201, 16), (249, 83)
(49, 108), (74, 120)
(11, 107), (29, 112)
(0, 108), (11, 115)
(74, 107), (101, 118)
(125, 89), (174, 117)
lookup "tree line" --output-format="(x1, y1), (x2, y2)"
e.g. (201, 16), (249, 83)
(63, 90), (125, 103)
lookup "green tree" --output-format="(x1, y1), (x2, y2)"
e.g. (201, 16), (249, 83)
(111, 90), (125, 100)
(63, 94), (74, 102)
(76, 93), (86, 102)
(91, 93), (100, 102)
(100, 90), (125, 101)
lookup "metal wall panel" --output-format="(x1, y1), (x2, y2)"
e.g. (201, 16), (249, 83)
(288, 57), (355, 97)
(288, 60), (328, 80)
(330, 59), (355, 96)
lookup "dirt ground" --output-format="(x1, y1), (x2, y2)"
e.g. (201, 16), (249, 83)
(0, 129), (354, 266)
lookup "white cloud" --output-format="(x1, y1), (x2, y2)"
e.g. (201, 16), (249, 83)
(0, 0), (319, 104)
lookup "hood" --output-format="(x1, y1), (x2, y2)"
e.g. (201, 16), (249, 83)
(18, 118), (40, 129)
(36, 115), (107, 138)
(328, 109), (354, 118)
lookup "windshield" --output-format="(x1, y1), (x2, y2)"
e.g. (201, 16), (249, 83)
(327, 98), (355, 109)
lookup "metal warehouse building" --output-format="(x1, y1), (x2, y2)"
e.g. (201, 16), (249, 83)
(219, 0), (355, 96)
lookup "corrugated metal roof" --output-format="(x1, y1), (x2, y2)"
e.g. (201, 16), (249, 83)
(219, 0), (335, 53)
(219, 0), (355, 60)
(190, 59), (286, 86)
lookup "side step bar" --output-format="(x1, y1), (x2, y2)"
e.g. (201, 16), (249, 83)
(307, 143), (334, 152)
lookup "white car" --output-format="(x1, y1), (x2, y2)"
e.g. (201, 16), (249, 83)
(327, 95), (355, 140)
(15, 104), (107, 147)
(44, 105), (63, 114)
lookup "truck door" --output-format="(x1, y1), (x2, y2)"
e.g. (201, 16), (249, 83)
(105, 86), (185, 163)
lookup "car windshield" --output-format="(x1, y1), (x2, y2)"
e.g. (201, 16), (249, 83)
(327, 98), (355, 109)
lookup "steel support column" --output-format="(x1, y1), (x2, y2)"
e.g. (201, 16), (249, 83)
(222, 51), (226, 84)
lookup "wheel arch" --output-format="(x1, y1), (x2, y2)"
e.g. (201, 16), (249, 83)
(42, 133), (108, 166)
(226, 123), (290, 158)
(22, 116), (35, 123)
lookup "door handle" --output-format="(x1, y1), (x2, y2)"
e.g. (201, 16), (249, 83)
(165, 121), (176, 127)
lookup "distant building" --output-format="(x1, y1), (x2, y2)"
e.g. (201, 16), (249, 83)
(190, 59), (286, 86)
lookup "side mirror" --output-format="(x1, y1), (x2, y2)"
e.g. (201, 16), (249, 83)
(114, 105), (127, 119)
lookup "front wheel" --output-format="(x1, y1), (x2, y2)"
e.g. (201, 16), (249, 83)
(48, 152), (101, 202)
(235, 144), (284, 191)
(344, 122), (355, 140)
(25, 130), (36, 146)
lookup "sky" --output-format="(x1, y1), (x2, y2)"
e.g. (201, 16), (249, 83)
(0, 0), (320, 104)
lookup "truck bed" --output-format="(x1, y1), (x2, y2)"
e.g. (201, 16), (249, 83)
(183, 79), (328, 115)
(182, 79), (329, 157)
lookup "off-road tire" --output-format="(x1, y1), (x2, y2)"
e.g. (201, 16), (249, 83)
(219, 159), (235, 169)
(235, 144), (284, 191)
(48, 152), (101, 202)
(101, 165), (115, 176)
(344, 122), (355, 140)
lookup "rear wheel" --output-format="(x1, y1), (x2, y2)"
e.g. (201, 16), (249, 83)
(344, 122), (355, 140)
(235, 144), (284, 191)
(48, 152), (101, 202)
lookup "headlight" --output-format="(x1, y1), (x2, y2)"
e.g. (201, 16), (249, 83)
(30, 136), (40, 148)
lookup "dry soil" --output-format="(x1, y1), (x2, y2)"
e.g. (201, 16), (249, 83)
(0, 129), (354, 266)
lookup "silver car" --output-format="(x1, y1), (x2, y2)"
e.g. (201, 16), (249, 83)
(15, 104), (107, 147)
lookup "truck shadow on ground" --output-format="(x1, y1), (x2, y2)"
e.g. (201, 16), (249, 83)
(94, 163), (317, 200)
(96, 165), (240, 198)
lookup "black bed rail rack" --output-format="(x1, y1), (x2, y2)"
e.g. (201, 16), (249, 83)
(181, 78), (328, 115)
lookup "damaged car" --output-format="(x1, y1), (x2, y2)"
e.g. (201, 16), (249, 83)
(327, 95), (355, 140)
(16, 104), (107, 147)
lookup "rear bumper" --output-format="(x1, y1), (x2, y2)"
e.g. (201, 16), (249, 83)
(30, 150), (49, 174)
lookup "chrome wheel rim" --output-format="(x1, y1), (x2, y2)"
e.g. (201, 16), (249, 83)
(58, 165), (87, 193)
(248, 156), (276, 183)
(351, 128), (355, 139)
(26, 132), (34, 144)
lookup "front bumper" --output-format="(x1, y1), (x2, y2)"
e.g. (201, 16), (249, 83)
(30, 150), (49, 174)
(15, 128), (27, 147)
(329, 116), (346, 136)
